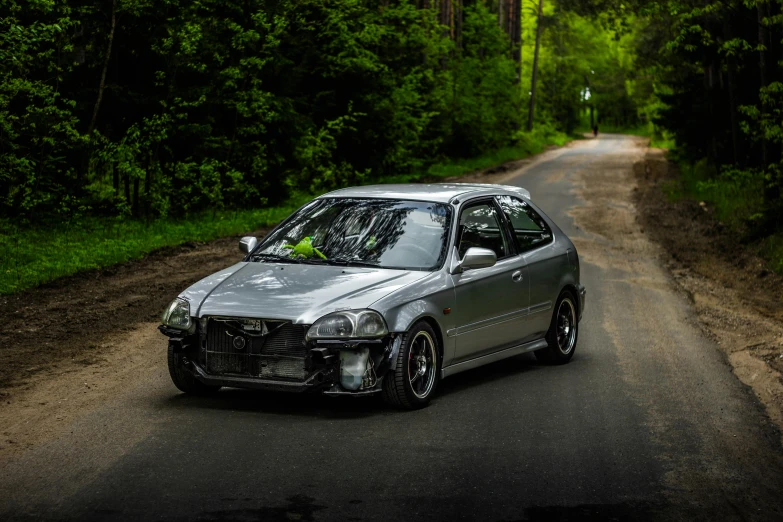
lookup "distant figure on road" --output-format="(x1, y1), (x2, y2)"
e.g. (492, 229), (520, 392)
(593, 124), (599, 137)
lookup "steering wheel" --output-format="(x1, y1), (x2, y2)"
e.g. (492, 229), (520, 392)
(391, 244), (438, 266)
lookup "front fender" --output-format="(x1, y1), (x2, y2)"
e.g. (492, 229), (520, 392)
(371, 271), (457, 366)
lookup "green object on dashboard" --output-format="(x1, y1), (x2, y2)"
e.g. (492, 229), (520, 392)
(282, 236), (327, 259)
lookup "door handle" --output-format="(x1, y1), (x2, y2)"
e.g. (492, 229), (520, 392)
(512, 270), (524, 283)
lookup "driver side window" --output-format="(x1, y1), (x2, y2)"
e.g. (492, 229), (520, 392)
(457, 202), (509, 259)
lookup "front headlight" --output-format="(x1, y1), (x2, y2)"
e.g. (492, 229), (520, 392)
(161, 298), (192, 330)
(306, 310), (388, 341)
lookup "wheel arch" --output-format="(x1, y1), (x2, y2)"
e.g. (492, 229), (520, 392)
(560, 284), (580, 318)
(410, 315), (445, 360)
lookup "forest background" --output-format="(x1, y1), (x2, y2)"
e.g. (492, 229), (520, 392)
(2, 0), (782, 293)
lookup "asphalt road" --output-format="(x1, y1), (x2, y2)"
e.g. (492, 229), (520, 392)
(2, 135), (783, 521)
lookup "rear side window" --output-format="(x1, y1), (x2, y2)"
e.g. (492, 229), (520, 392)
(497, 196), (552, 252)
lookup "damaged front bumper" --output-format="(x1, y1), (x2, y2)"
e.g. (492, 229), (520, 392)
(187, 359), (337, 393)
(160, 322), (401, 396)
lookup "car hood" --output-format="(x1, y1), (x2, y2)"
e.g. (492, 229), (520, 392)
(181, 261), (429, 324)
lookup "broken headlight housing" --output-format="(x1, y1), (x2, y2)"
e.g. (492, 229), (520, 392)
(306, 310), (388, 341)
(161, 298), (192, 331)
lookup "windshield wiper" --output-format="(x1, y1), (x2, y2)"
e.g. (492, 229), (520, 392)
(250, 253), (301, 264)
(320, 258), (380, 268)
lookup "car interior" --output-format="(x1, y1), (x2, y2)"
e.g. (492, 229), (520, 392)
(457, 203), (509, 259)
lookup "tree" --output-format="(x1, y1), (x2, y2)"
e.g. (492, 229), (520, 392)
(527, 0), (544, 130)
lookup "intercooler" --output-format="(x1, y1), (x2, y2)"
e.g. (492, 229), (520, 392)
(204, 318), (309, 380)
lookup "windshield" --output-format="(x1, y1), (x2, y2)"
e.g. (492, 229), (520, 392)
(252, 198), (452, 271)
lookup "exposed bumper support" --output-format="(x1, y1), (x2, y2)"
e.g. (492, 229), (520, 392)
(188, 360), (336, 393)
(576, 284), (586, 321)
(323, 385), (382, 397)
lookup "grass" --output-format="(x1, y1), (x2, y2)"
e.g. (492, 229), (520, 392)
(0, 130), (574, 295)
(0, 197), (310, 295)
(663, 159), (764, 226)
(663, 157), (783, 274)
(764, 235), (783, 274)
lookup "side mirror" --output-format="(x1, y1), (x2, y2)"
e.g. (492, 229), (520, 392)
(462, 247), (497, 270)
(239, 236), (258, 254)
(450, 247), (497, 273)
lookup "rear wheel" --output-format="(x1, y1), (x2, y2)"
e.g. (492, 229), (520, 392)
(535, 290), (578, 364)
(382, 322), (440, 409)
(167, 342), (221, 395)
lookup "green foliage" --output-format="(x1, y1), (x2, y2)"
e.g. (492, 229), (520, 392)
(380, 127), (572, 184)
(449, 4), (519, 155)
(763, 234), (783, 274)
(0, 194), (311, 294)
(0, 0), (86, 218)
(624, 0), (783, 269)
(1, 1), (547, 223)
(669, 160), (764, 225)
(665, 157), (783, 273)
(26, 0), (783, 288)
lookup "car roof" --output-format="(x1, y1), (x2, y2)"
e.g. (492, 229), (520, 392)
(318, 183), (531, 204)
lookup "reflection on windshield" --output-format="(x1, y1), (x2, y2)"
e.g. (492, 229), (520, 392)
(253, 198), (452, 270)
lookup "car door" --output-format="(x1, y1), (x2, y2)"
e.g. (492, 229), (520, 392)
(450, 199), (530, 364)
(497, 195), (563, 342)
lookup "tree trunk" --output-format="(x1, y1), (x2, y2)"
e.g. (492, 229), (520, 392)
(757, 1), (768, 165)
(511, 0), (521, 82)
(506, 0), (513, 36)
(527, 0), (544, 131)
(144, 156), (152, 217)
(124, 172), (131, 206)
(132, 175), (140, 217)
(758, 2), (779, 227)
(457, 0), (463, 48)
(727, 60), (740, 164)
(449, 0), (455, 40)
(723, 19), (740, 164)
(88, 0), (117, 135)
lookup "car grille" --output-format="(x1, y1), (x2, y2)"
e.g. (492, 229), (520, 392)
(204, 318), (308, 380)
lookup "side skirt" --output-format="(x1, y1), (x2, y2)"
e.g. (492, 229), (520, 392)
(440, 338), (548, 379)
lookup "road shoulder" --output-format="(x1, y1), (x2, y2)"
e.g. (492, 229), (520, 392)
(635, 147), (783, 443)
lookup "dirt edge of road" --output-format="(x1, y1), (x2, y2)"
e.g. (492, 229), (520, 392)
(0, 235), (271, 459)
(634, 147), (783, 443)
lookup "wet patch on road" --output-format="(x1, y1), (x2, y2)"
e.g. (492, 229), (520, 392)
(513, 502), (659, 521)
(187, 495), (326, 522)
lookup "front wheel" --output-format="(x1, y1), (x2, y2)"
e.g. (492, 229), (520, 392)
(382, 322), (440, 409)
(535, 291), (579, 364)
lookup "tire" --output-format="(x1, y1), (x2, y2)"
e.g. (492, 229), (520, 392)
(382, 321), (440, 410)
(167, 342), (221, 395)
(534, 290), (579, 365)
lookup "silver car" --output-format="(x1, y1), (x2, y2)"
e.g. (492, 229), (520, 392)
(159, 184), (586, 409)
